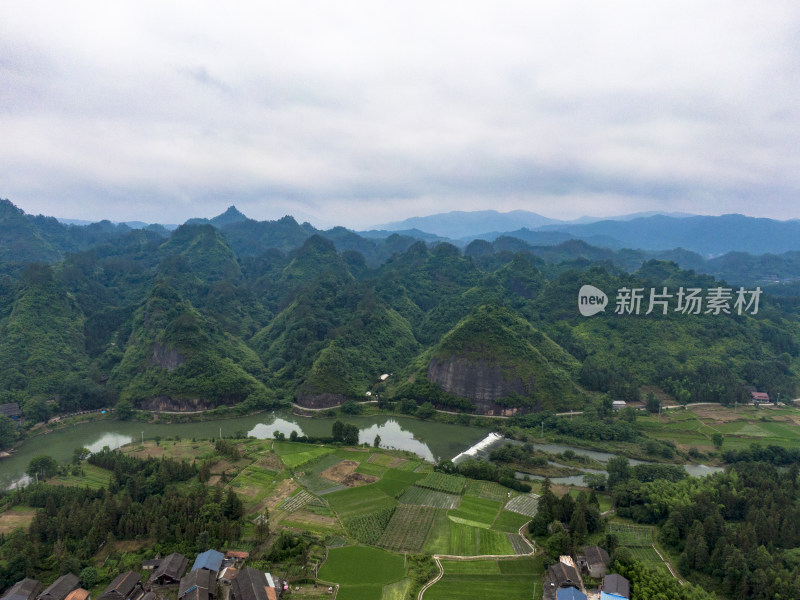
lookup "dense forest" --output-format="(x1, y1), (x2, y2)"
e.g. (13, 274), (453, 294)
(1, 199), (800, 430)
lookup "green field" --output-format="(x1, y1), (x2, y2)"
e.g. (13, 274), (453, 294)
(447, 522), (513, 556)
(326, 484), (398, 518)
(629, 546), (669, 573)
(465, 480), (512, 502)
(274, 442), (333, 468)
(416, 472), (467, 494)
(425, 557), (544, 600)
(492, 510), (531, 534)
(608, 522), (656, 546)
(398, 486), (461, 509)
(319, 545), (405, 599)
(637, 405), (800, 451)
(378, 505), (438, 552)
(297, 472), (343, 494)
(375, 469), (424, 497)
(344, 508), (396, 544)
(48, 463), (111, 489)
(448, 496), (502, 528)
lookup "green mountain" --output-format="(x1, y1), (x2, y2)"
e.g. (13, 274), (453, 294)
(108, 282), (270, 410)
(1, 199), (799, 418)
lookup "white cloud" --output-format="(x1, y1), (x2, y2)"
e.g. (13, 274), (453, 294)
(1, 1), (798, 228)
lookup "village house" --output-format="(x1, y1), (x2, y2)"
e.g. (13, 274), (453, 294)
(218, 568), (238, 586)
(224, 552), (249, 568)
(99, 572), (144, 600)
(577, 545), (610, 578)
(544, 557), (583, 600)
(556, 589), (587, 600)
(230, 568), (280, 600)
(600, 573), (630, 600)
(148, 553), (188, 586)
(2, 579), (42, 600)
(750, 391), (771, 405)
(192, 550), (224, 574)
(63, 590), (90, 600)
(0, 403), (22, 420)
(37, 574), (79, 600)
(178, 569), (217, 600)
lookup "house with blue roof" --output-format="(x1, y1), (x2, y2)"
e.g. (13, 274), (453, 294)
(557, 588), (588, 600)
(191, 550), (224, 573)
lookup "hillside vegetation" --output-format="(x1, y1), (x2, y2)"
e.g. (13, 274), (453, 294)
(1, 200), (799, 419)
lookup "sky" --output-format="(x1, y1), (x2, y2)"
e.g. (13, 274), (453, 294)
(1, 1), (798, 230)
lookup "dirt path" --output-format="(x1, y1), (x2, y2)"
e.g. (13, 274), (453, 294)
(652, 544), (683, 584)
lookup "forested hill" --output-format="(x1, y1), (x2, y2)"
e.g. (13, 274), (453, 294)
(1, 199), (800, 424)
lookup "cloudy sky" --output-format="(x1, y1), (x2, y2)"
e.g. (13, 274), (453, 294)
(1, 1), (798, 229)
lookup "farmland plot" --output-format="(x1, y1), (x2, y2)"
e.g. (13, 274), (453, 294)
(343, 507), (395, 544)
(449, 496), (501, 528)
(398, 486), (461, 509)
(279, 489), (322, 513)
(377, 505), (438, 552)
(465, 480), (512, 502)
(416, 472), (466, 494)
(504, 494), (538, 517)
(608, 522), (655, 546)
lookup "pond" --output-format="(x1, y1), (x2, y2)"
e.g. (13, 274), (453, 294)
(0, 412), (489, 488)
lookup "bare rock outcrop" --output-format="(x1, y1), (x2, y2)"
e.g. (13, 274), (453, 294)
(149, 343), (186, 372)
(296, 392), (349, 409)
(427, 355), (533, 405)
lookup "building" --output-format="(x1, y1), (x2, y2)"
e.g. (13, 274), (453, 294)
(63, 590), (90, 600)
(545, 559), (583, 594)
(38, 574), (79, 600)
(218, 568), (238, 585)
(178, 569), (216, 600)
(192, 550), (224, 574)
(99, 572), (143, 600)
(2, 579), (42, 600)
(230, 568), (270, 600)
(224, 552), (249, 567)
(750, 391), (771, 405)
(0, 403), (22, 419)
(557, 589), (587, 600)
(600, 574), (630, 600)
(149, 553), (188, 586)
(577, 545), (610, 578)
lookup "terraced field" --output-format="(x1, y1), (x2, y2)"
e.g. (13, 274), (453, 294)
(274, 441), (332, 468)
(326, 484), (398, 518)
(608, 522), (655, 546)
(279, 489), (322, 513)
(492, 510), (531, 534)
(377, 505), (438, 552)
(448, 496), (501, 528)
(424, 557), (545, 600)
(398, 486), (461, 509)
(447, 522), (514, 556)
(343, 507), (396, 544)
(465, 480), (512, 502)
(416, 472), (467, 494)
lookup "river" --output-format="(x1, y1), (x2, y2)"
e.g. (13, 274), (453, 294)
(0, 412), (489, 488)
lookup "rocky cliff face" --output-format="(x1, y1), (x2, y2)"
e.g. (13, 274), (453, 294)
(149, 342), (186, 371)
(296, 391), (349, 409)
(427, 355), (533, 414)
(138, 395), (223, 411)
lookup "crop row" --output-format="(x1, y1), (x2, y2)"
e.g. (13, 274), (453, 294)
(504, 494), (538, 517)
(279, 490), (320, 513)
(343, 507), (396, 544)
(466, 480), (512, 502)
(398, 486), (461, 509)
(416, 472), (466, 494)
(377, 505), (438, 552)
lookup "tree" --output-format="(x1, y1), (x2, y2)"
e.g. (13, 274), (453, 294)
(606, 456), (631, 489)
(373, 434), (381, 448)
(79, 566), (98, 589)
(72, 447), (90, 463)
(342, 423), (359, 446)
(416, 402), (436, 420)
(255, 508), (270, 542)
(340, 400), (362, 415)
(711, 432), (724, 450)
(332, 420), (345, 442)
(0, 415), (15, 449)
(115, 399), (134, 420)
(646, 392), (660, 414)
(27, 455), (58, 480)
